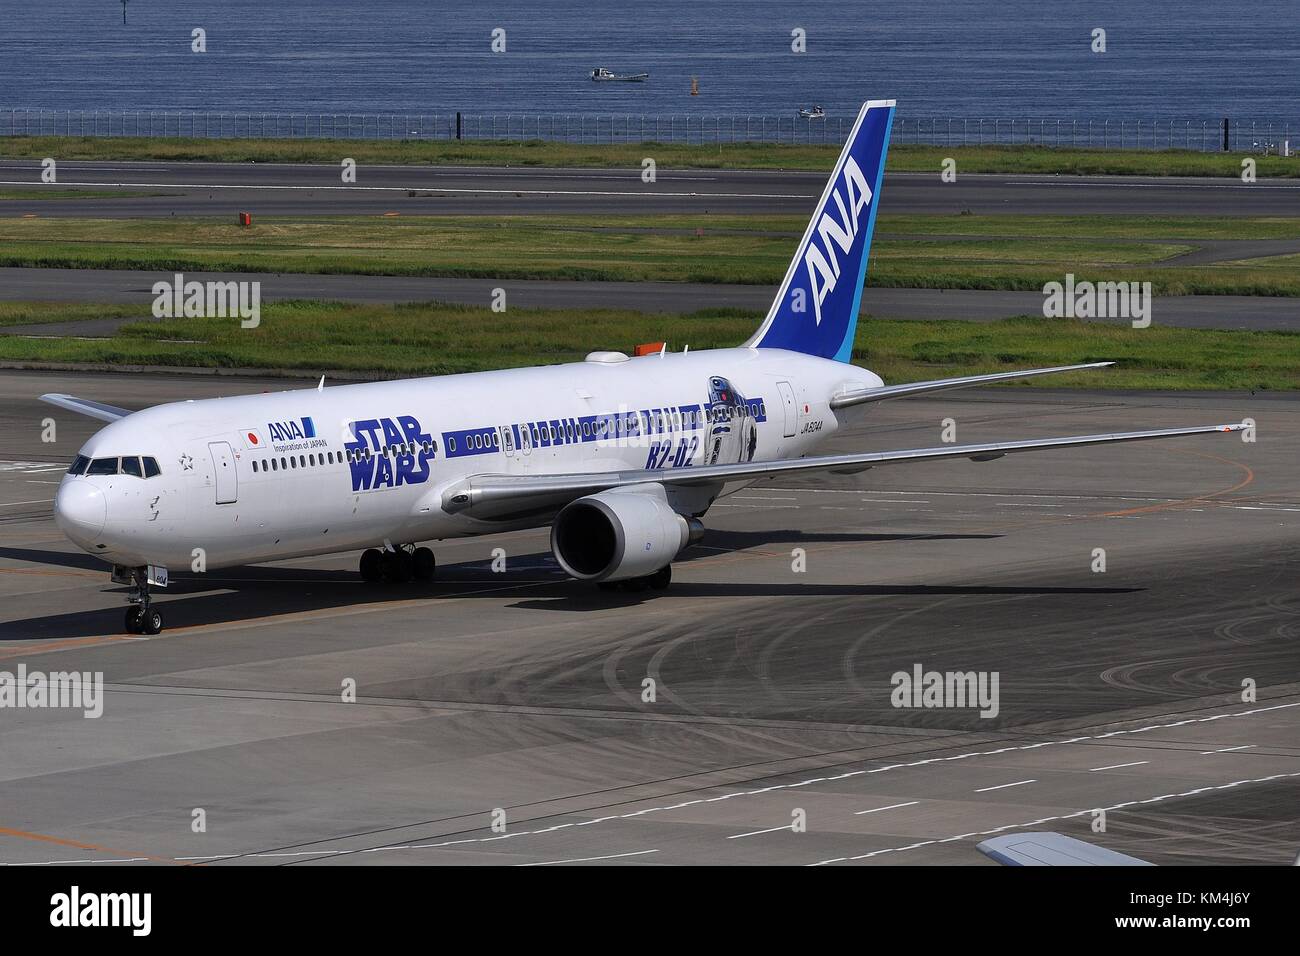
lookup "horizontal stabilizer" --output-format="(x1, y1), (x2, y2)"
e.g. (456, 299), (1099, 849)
(830, 363), (1115, 409)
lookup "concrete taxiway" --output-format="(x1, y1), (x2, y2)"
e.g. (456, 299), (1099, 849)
(0, 368), (1296, 865)
(1, 269), (1296, 336)
(2, 161), (1298, 217)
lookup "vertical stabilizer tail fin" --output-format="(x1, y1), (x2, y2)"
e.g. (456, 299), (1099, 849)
(745, 99), (895, 362)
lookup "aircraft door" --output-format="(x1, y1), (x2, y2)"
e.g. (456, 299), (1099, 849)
(776, 380), (798, 438)
(208, 441), (238, 504)
(501, 425), (516, 457)
(519, 423), (534, 455)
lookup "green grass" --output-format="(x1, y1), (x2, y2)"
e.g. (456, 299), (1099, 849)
(2, 134), (1297, 176)
(0, 302), (148, 327)
(879, 214), (1300, 241)
(0, 188), (166, 201)
(2, 214), (1298, 295)
(0, 300), (1295, 391)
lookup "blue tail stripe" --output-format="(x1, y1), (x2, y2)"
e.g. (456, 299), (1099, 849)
(835, 106), (894, 363)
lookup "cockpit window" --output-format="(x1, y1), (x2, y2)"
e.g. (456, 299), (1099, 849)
(74, 455), (161, 477)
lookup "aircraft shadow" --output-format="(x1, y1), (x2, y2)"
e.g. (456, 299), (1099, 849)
(0, 540), (1135, 641)
(508, 581), (1144, 612)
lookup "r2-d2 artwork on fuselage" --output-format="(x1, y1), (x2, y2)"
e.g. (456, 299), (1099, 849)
(706, 375), (758, 466)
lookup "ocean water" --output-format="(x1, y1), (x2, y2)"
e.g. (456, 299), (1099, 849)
(0, 0), (1295, 119)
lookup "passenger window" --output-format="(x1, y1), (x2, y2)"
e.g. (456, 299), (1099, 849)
(252, 460), (259, 473)
(271, 459), (278, 471)
(68, 455), (90, 475)
(121, 456), (143, 478)
(87, 457), (118, 475)
(143, 456), (160, 478)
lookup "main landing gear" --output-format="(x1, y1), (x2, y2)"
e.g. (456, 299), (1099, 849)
(123, 567), (164, 634)
(596, 564), (672, 593)
(359, 545), (436, 585)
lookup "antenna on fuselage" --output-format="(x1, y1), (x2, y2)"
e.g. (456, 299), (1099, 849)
(317, 375), (325, 391)
(659, 342), (667, 358)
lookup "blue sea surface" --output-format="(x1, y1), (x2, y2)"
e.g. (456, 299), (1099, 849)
(0, 0), (1295, 119)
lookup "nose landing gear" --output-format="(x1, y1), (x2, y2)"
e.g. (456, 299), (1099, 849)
(123, 567), (164, 634)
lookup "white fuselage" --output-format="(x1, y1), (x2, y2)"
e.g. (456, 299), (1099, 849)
(54, 348), (881, 571)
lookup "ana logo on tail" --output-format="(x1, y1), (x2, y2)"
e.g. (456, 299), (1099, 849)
(804, 155), (872, 326)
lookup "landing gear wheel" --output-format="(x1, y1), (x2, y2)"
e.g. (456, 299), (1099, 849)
(382, 549), (413, 584)
(359, 548), (384, 583)
(648, 565), (672, 590)
(622, 576), (650, 593)
(412, 547), (436, 582)
(122, 567), (161, 633)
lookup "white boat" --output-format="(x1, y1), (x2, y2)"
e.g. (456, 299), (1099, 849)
(799, 105), (827, 119)
(591, 67), (649, 82)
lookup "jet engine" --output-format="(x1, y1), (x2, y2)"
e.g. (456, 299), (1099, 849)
(551, 486), (703, 583)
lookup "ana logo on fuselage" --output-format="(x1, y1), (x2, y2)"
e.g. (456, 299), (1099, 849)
(268, 417), (316, 443)
(345, 415), (435, 492)
(802, 155), (872, 326)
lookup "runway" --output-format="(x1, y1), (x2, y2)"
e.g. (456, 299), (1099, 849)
(0, 268), (1294, 335)
(2, 160), (1298, 217)
(0, 369), (1296, 866)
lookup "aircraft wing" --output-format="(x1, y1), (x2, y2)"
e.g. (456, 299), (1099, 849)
(977, 832), (1154, 866)
(40, 393), (133, 423)
(830, 363), (1114, 409)
(441, 422), (1246, 519)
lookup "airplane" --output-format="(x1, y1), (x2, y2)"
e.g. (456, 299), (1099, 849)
(44, 99), (1246, 635)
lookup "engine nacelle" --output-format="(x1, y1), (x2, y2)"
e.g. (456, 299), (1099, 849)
(551, 486), (700, 582)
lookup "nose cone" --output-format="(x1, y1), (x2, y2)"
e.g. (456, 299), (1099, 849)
(54, 480), (107, 546)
